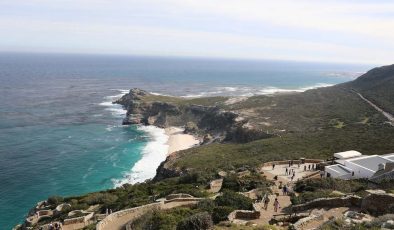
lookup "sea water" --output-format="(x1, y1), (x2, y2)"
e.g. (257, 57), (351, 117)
(0, 53), (371, 228)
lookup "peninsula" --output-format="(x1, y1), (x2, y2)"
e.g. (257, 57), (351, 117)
(15, 64), (394, 230)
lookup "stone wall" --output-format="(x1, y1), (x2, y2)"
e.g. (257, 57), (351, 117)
(165, 193), (193, 200)
(292, 192), (394, 216)
(370, 171), (394, 183)
(262, 159), (323, 167)
(62, 212), (94, 230)
(228, 210), (261, 221)
(291, 196), (362, 212)
(96, 203), (161, 230)
(97, 196), (204, 230)
(63, 212), (93, 225)
(163, 197), (203, 204)
(361, 193), (394, 215)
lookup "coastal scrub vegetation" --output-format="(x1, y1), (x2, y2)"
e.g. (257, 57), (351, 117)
(130, 191), (254, 229)
(170, 124), (394, 176)
(291, 178), (394, 205)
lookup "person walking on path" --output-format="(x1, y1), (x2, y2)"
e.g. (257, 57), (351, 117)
(264, 196), (270, 210)
(274, 198), (280, 212)
(320, 170), (324, 178)
(282, 185), (287, 195)
(272, 163), (276, 170)
(285, 167), (288, 175)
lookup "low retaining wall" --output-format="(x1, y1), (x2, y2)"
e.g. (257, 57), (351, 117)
(165, 193), (194, 200)
(292, 196), (362, 212)
(292, 191), (394, 216)
(96, 203), (161, 230)
(163, 197), (203, 204)
(361, 193), (394, 215)
(62, 212), (94, 230)
(228, 210), (261, 221)
(25, 210), (54, 226)
(63, 212), (93, 225)
(97, 196), (204, 230)
(262, 159), (323, 167)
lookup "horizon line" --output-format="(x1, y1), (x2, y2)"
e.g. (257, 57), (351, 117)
(0, 50), (381, 67)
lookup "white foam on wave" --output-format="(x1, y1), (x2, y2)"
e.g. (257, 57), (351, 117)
(99, 89), (129, 117)
(180, 83), (333, 98)
(112, 126), (169, 187)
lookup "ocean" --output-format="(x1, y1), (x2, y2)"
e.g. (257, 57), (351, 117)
(0, 53), (371, 229)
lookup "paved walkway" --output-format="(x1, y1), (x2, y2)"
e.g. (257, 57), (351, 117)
(248, 163), (319, 225)
(261, 163), (318, 182)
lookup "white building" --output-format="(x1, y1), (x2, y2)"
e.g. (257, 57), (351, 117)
(325, 152), (394, 179)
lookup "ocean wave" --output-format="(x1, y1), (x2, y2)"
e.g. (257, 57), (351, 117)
(179, 83), (333, 98)
(112, 126), (169, 187)
(99, 89), (128, 117)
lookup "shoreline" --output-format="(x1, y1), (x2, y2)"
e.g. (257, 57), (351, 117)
(165, 127), (200, 155)
(112, 126), (199, 187)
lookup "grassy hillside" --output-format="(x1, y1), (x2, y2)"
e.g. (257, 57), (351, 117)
(348, 64), (394, 114)
(227, 85), (386, 133)
(171, 124), (394, 175)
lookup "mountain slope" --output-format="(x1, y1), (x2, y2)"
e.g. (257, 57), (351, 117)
(347, 64), (394, 114)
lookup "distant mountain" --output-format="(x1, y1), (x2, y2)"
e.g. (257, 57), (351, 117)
(347, 64), (394, 114)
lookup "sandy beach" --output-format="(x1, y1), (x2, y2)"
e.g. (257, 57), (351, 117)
(165, 127), (200, 155)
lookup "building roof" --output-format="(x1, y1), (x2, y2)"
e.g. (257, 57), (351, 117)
(348, 155), (392, 172)
(326, 164), (352, 176)
(334, 150), (362, 159)
(372, 162), (394, 177)
(382, 153), (394, 161)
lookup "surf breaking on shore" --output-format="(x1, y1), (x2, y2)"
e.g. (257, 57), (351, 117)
(100, 89), (199, 188)
(151, 83), (335, 98)
(100, 82), (336, 187)
(100, 83), (335, 187)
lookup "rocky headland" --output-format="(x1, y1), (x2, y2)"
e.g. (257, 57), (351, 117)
(15, 64), (394, 230)
(114, 88), (271, 143)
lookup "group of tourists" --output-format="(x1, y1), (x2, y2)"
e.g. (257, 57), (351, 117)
(285, 167), (297, 181)
(262, 196), (281, 212)
(304, 164), (317, 171)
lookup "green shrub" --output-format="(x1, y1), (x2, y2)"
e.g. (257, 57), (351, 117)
(176, 212), (213, 230)
(81, 193), (118, 205)
(47, 196), (64, 206)
(221, 175), (240, 191)
(131, 208), (197, 230)
(212, 206), (234, 224)
(215, 190), (254, 210)
(294, 178), (367, 194)
(196, 199), (216, 213)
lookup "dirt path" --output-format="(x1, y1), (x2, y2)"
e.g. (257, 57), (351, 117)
(250, 163), (319, 225)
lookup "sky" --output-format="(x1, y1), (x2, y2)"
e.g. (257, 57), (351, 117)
(0, 0), (393, 64)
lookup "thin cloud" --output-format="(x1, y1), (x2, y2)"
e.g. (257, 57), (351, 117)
(0, 0), (393, 64)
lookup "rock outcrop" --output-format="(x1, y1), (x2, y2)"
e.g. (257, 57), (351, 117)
(361, 191), (394, 215)
(115, 88), (269, 143)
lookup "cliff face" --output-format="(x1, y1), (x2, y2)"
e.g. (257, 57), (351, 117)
(115, 88), (269, 142)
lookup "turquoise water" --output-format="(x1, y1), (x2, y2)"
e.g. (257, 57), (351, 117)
(0, 53), (371, 229)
